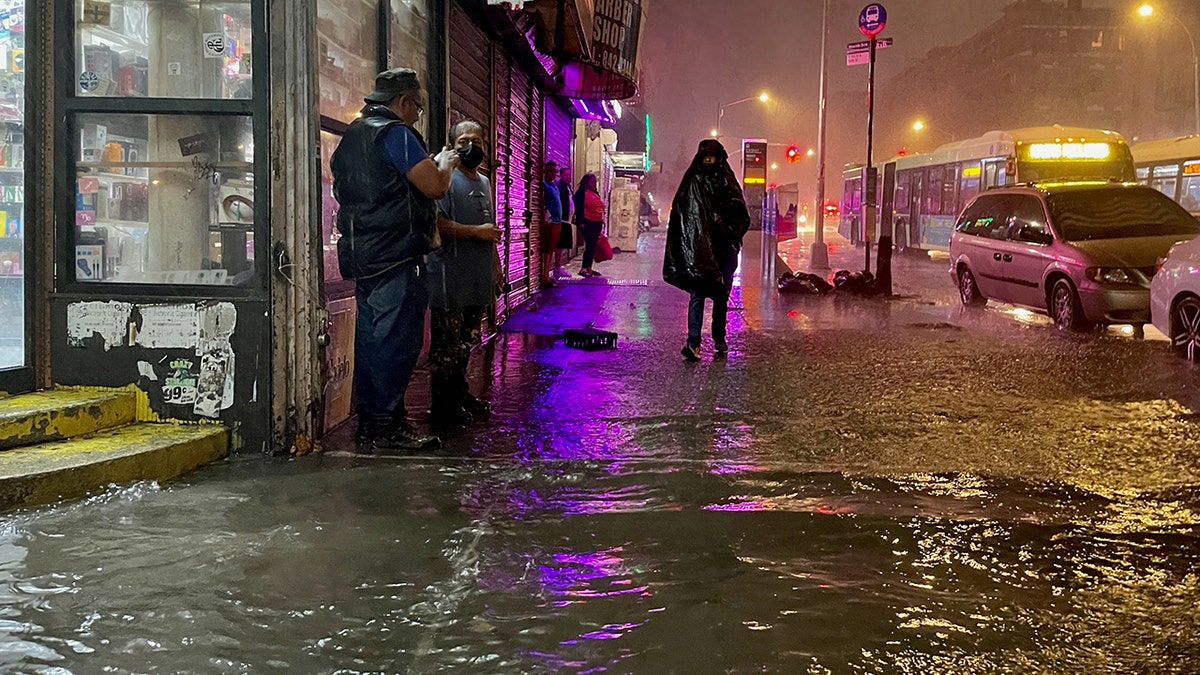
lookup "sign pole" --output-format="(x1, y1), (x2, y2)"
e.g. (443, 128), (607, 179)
(864, 35), (877, 274)
(857, 2), (886, 274)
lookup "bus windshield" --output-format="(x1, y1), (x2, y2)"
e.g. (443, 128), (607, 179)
(1047, 187), (1200, 241)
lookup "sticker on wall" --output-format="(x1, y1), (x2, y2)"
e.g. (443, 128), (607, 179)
(194, 302), (238, 418)
(163, 358), (199, 406)
(194, 343), (235, 418)
(67, 301), (132, 350)
(203, 33), (227, 59)
(81, 0), (112, 26)
(78, 71), (100, 93)
(135, 304), (200, 349)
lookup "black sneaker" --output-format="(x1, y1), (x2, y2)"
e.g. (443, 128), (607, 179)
(681, 345), (701, 362)
(714, 342), (728, 355)
(369, 423), (441, 454)
(460, 395), (491, 417)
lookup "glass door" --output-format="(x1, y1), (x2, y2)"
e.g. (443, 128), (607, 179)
(0, 0), (30, 393)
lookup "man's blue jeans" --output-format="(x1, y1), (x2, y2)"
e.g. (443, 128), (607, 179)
(354, 263), (428, 434)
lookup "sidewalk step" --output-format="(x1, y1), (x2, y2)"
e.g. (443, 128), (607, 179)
(0, 389), (138, 451)
(0, 423), (228, 512)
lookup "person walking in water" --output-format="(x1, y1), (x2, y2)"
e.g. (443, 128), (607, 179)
(663, 139), (750, 362)
(573, 173), (606, 277)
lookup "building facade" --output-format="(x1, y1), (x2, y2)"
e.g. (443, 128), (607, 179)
(12, 0), (644, 454)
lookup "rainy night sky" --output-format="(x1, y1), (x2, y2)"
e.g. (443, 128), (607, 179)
(637, 0), (1193, 205)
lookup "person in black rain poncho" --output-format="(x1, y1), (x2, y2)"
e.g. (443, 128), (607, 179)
(663, 139), (751, 362)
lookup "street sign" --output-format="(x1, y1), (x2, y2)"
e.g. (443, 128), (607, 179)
(859, 3), (887, 37)
(847, 37), (892, 66)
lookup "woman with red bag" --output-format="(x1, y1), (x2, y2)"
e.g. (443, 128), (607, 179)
(573, 173), (607, 277)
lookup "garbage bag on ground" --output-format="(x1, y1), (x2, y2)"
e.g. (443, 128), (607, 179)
(777, 272), (833, 295)
(832, 269), (879, 296)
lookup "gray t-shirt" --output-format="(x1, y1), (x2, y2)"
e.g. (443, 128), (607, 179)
(429, 170), (498, 309)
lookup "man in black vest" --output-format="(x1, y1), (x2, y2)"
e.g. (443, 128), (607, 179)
(332, 68), (459, 453)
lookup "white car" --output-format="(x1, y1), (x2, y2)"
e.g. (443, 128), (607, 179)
(1151, 236), (1200, 362)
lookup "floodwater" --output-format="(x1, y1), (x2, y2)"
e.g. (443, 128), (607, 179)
(3, 231), (1200, 673)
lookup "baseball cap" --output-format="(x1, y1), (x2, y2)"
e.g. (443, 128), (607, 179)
(364, 68), (421, 104)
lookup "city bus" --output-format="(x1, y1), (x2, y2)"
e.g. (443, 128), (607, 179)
(1130, 135), (1200, 214)
(841, 126), (1136, 251)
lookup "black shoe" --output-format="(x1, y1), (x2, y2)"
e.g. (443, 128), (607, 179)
(460, 394), (490, 417)
(714, 342), (728, 356)
(681, 345), (701, 362)
(366, 423), (441, 454)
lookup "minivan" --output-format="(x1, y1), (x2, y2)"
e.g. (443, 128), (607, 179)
(948, 182), (1200, 331)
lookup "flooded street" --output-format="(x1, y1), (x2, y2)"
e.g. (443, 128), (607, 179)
(3, 232), (1200, 673)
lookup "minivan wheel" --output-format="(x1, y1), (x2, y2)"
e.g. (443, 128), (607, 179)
(1050, 279), (1092, 332)
(958, 267), (986, 307)
(1171, 296), (1200, 362)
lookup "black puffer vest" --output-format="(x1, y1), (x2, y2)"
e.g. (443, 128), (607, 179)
(332, 105), (438, 280)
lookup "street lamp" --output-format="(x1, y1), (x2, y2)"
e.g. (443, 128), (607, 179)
(1138, 3), (1200, 135)
(912, 119), (955, 143)
(715, 91), (769, 138)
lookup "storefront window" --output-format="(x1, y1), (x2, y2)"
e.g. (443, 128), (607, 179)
(317, 0), (379, 123)
(74, 113), (255, 284)
(0, 0), (23, 370)
(320, 130), (352, 296)
(75, 1), (253, 99)
(390, 0), (429, 138)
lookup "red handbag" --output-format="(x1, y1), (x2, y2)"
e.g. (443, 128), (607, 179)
(594, 233), (614, 263)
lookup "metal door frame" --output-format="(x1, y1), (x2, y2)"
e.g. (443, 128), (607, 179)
(0, 0), (39, 394)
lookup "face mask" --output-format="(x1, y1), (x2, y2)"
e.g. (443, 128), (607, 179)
(457, 143), (485, 169)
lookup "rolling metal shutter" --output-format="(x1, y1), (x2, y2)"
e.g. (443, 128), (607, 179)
(544, 98), (574, 255)
(494, 50), (543, 317)
(448, 3), (492, 132)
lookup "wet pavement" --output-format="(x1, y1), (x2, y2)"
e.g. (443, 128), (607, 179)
(3, 225), (1200, 673)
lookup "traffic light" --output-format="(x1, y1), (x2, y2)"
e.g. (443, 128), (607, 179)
(786, 145), (800, 163)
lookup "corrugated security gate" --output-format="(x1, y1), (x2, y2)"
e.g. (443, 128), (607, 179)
(545, 97), (573, 259)
(449, 1), (544, 323)
(494, 51), (543, 318)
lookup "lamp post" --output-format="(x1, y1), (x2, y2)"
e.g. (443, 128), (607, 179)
(811, 0), (831, 270)
(1139, 3), (1200, 135)
(715, 92), (769, 138)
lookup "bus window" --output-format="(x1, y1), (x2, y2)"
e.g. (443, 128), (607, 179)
(894, 176), (910, 216)
(1182, 165), (1200, 212)
(959, 164), (982, 206)
(1152, 164), (1180, 200)
(942, 166), (958, 214)
(926, 166), (944, 214)
(1136, 166), (1150, 183)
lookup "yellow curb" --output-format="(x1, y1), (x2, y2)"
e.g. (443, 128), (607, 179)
(0, 423), (228, 512)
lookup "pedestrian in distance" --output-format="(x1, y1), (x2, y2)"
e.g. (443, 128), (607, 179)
(541, 161), (565, 287)
(663, 139), (751, 362)
(427, 119), (503, 428)
(331, 67), (459, 453)
(573, 172), (606, 277)
(556, 165), (574, 277)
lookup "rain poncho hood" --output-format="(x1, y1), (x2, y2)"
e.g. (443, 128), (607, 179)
(663, 140), (751, 296)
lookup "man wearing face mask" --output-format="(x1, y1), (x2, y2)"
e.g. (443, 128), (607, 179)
(426, 119), (503, 427)
(663, 139), (751, 362)
(332, 68), (459, 453)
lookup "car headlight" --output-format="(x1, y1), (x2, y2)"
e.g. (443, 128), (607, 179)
(1085, 267), (1141, 286)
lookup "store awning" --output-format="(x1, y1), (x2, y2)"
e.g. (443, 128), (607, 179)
(524, 0), (594, 61)
(559, 0), (644, 101)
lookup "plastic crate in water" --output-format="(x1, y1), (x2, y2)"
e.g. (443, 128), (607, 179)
(563, 328), (618, 350)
